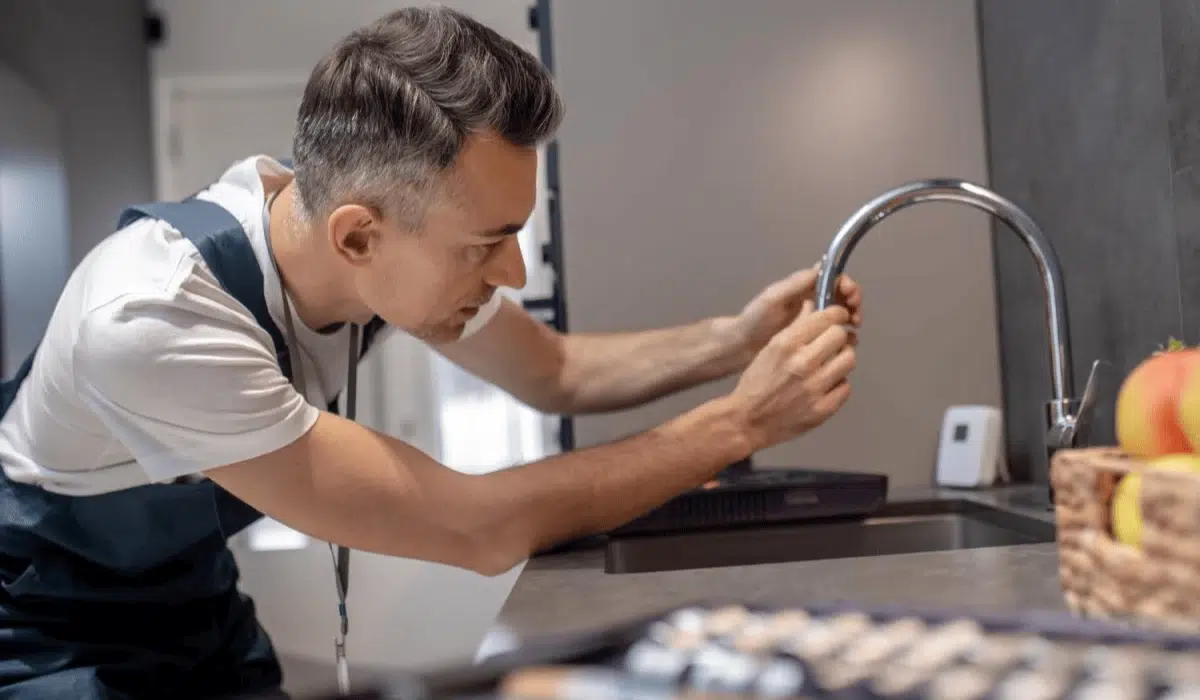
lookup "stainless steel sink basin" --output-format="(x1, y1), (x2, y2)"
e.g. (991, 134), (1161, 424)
(604, 499), (1055, 574)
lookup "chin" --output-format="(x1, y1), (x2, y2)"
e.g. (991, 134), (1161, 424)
(414, 322), (467, 345)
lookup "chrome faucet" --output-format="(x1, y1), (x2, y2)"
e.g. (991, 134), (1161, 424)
(814, 178), (1104, 470)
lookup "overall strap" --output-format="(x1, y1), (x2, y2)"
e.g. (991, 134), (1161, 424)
(117, 201), (294, 383)
(1, 196), (381, 421)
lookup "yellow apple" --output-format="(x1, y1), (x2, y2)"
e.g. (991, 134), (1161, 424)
(1112, 454), (1200, 548)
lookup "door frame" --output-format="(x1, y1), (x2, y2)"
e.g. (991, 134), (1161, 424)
(531, 0), (573, 451)
(152, 74), (309, 200)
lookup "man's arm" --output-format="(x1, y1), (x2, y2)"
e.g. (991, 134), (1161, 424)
(438, 268), (862, 415)
(437, 298), (748, 415)
(206, 395), (750, 575)
(207, 305), (856, 576)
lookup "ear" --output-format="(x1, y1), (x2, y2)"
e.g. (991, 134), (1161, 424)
(326, 203), (381, 265)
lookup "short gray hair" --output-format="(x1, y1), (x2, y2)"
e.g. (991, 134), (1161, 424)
(292, 5), (564, 225)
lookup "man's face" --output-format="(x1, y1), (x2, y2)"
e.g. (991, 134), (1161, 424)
(347, 133), (536, 343)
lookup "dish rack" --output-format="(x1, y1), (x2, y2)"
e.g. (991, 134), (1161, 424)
(1051, 446), (1200, 631)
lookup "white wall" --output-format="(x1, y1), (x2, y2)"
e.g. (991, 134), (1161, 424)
(551, 0), (1002, 487)
(149, 0), (537, 77)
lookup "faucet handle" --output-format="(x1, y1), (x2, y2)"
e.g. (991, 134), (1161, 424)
(1072, 358), (1107, 448)
(1045, 358), (1108, 451)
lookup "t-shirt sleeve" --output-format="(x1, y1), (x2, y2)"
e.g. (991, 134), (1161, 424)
(73, 275), (319, 484)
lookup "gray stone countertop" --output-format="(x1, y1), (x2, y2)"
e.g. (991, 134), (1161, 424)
(497, 484), (1066, 641)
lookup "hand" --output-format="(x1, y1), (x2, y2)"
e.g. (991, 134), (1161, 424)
(725, 302), (856, 451)
(725, 264), (863, 364)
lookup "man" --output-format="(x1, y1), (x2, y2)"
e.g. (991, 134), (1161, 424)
(0, 6), (861, 699)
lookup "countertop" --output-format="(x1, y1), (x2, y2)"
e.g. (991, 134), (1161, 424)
(496, 484), (1064, 641)
(280, 485), (1066, 695)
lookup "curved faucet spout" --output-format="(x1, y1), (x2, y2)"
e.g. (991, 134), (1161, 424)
(815, 178), (1094, 453)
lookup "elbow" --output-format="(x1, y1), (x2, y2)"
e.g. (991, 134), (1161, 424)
(466, 550), (526, 577)
(519, 386), (575, 416)
(456, 529), (529, 577)
(407, 474), (533, 576)
(499, 375), (577, 416)
(434, 510), (532, 577)
(519, 334), (580, 415)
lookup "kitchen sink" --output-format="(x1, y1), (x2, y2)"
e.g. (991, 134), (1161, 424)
(604, 499), (1055, 574)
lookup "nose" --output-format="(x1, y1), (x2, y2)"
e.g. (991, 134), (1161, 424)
(484, 235), (527, 290)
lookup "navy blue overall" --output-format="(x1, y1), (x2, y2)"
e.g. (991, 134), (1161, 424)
(0, 197), (379, 699)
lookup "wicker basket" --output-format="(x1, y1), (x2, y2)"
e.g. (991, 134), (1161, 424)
(1051, 446), (1200, 632)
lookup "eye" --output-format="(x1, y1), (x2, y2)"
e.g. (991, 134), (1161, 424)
(464, 240), (501, 263)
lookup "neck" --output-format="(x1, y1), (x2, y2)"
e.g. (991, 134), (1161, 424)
(267, 182), (367, 330)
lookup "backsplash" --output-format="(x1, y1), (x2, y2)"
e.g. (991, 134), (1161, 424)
(980, 0), (1199, 482)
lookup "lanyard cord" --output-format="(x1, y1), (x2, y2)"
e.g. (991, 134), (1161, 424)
(264, 189), (356, 696)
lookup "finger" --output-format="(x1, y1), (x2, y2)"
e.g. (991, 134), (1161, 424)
(784, 299), (816, 330)
(794, 324), (850, 372)
(837, 275), (860, 299)
(810, 346), (857, 393)
(838, 321), (859, 347)
(844, 289), (862, 313)
(784, 304), (849, 343)
(770, 268), (820, 301)
(812, 380), (852, 418)
(838, 277), (862, 309)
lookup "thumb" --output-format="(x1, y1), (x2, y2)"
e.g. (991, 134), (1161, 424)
(771, 267), (820, 300)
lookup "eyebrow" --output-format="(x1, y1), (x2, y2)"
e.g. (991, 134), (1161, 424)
(476, 223), (524, 238)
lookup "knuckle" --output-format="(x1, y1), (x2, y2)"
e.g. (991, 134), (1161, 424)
(767, 333), (794, 356)
(785, 358), (807, 379)
(806, 308), (832, 324)
(787, 353), (816, 377)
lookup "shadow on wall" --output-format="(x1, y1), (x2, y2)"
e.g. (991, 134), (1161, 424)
(0, 0), (155, 263)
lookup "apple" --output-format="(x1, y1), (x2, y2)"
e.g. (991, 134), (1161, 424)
(1112, 453), (1200, 548)
(1177, 355), (1200, 452)
(1116, 347), (1200, 458)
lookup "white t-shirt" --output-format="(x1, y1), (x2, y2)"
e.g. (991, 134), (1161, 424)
(0, 155), (501, 496)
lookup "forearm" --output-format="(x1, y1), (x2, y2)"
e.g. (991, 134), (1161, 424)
(210, 400), (755, 576)
(556, 317), (750, 413)
(461, 396), (754, 558)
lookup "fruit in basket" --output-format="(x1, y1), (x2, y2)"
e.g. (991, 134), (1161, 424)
(1115, 339), (1200, 457)
(1178, 351), (1200, 452)
(1111, 453), (1200, 548)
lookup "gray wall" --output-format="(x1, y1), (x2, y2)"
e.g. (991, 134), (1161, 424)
(0, 67), (70, 375)
(551, 0), (1001, 488)
(980, 0), (1198, 482)
(0, 0), (155, 262)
